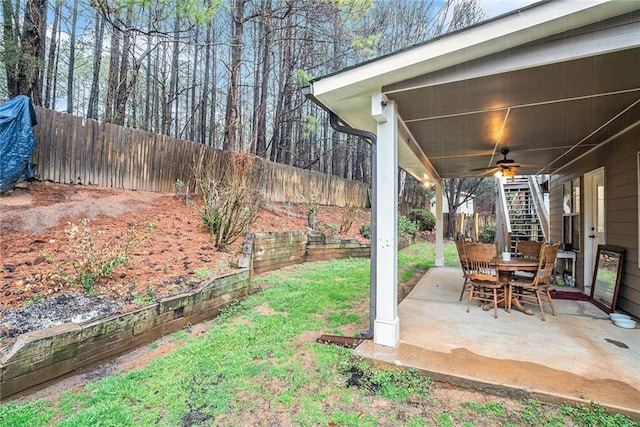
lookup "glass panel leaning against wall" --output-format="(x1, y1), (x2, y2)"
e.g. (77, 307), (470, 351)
(562, 178), (580, 251)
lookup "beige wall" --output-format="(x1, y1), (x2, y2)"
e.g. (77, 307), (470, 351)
(549, 126), (640, 317)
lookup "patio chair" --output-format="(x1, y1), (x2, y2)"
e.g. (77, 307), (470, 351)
(507, 243), (561, 321)
(455, 239), (470, 301)
(513, 240), (543, 280)
(515, 240), (543, 259)
(464, 242), (506, 318)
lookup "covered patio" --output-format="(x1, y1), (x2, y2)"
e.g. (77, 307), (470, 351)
(305, 0), (640, 416)
(306, 0), (640, 347)
(355, 267), (640, 417)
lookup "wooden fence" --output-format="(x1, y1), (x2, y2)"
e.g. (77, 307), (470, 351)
(453, 213), (496, 241)
(30, 107), (370, 207)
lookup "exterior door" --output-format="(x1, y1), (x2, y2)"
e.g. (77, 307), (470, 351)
(584, 168), (605, 291)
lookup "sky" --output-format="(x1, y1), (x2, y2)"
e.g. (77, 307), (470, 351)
(481, 0), (541, 18)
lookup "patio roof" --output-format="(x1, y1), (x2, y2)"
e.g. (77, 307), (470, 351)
(307, 0), (640, 181)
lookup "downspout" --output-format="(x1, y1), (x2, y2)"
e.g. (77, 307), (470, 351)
(329, 112), (376, 340)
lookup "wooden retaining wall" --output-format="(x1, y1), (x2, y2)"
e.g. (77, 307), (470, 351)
(252, 231), (414, 274)
(252, 231), (309, 274)
(251, 231), (375, 274)
(0, 270), (251, 399)
(306, 232), (372, 263)
(0, 232), (415, 400)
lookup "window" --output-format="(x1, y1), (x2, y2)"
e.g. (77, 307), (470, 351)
(562, 178), (580, 251)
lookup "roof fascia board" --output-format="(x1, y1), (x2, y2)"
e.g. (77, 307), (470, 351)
(310, 0), (632, 102)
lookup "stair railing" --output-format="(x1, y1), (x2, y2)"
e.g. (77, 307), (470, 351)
(495, 177), (511, 252)
(528, 176), (549, 241)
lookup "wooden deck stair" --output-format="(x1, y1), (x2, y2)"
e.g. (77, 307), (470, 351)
(503, 176), (545, 251)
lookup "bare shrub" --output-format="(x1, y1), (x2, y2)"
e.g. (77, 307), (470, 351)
(195, 153), (263, 248)
(338, 186), (361, 235)
(49, 219), (156, 293)
(300, 192), (320, 230)
(175, 178), (190, 203)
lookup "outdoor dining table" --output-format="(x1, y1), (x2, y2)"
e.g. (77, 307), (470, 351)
(494, 257), (539, 279)
(494, 257), (540, 315)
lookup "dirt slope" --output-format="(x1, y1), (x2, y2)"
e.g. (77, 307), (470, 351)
(0, 181), (370, 337)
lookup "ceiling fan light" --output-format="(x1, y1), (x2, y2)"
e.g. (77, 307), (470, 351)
(502, 168), (516, 178)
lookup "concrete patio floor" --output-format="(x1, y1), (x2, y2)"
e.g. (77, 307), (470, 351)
(354, 267), (640, 419)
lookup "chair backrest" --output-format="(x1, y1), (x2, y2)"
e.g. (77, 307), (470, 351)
(515, 240), (543, 259)
(463, 242), (497, 277)
(455, 240), (467, 262)
(536, 243), (561, 284)
(455, 239), (469, 278)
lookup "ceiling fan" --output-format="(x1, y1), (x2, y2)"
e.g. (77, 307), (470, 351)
(494, 148), (519, 178)
(472, 148), (521, 177)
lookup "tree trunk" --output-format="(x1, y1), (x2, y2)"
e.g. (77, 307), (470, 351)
(255, 0), (273, 158)
(143, 26), (152, 130)
(51, 24), (60, 107)
(201, 16), (212, 145)
(1, 0), (20, 96)
(44, 1), (61, 108)
(167, 16), (180, 136)
(223, 0), (245, 152)
(153, 46), (162, 134)
(66, 0), (78, 113)
(87, 12), (104, 119)
(18, 0), (47, 105)
(208, 18), (218, 147)
(161, 42), (170, 135)
(250, 20), (260, 154)
(188, 28), (199, 141)
(113, 9), (133, 126)
(105, 21), (122, 122)
(268, 9), (295, 164)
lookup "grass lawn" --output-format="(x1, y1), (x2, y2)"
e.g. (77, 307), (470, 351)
(0, 242), (637, 426)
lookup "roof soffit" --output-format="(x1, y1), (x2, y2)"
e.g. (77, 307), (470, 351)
(383, 13), (640, 98)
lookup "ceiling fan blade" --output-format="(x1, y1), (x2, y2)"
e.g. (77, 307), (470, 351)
(469, 167), (500, 176)
(470, 166), (502, 172)
(468, 144), (549, 174)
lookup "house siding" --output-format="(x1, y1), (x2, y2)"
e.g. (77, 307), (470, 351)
(549, 126), (640, 317)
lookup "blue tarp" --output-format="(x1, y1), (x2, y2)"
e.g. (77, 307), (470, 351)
(0, 95), (38, 192)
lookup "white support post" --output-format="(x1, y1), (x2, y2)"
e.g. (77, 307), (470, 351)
(373, 96), (399, 347)
(435, 181), (444, 267)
